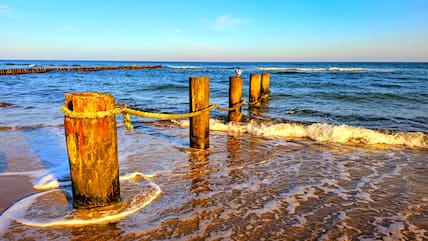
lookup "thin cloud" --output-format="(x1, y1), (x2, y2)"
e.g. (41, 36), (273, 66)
(0, 4), (13, 13)
(0, 4), (20, 18)
(210, 14), (251, 30)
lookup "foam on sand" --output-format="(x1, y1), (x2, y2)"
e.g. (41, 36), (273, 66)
(0, 172), (161, 233)
(0, 164), (70, 190)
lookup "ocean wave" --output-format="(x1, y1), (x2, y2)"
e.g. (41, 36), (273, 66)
(166, 65), (201, 69)
(327, 67), (365, 72)
(1, 63), (37, 69)
(144, 83), (187, 91)
(174, 119), (428, 148)
(257, 67), (326, 72)
(257, 67), (368, 73)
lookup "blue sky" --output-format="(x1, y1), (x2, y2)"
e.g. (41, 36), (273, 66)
(1, 0), (427, 61)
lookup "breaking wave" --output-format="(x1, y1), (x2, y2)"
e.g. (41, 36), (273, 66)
(175, 119), (428, 148)
(257, 67), (366, 72)
(166, 65), (201, 69)
(328, 67), (365, 72)
(257, 67), (326, 72)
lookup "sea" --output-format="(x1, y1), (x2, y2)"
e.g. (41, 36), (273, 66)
(0, 60), (427, 240)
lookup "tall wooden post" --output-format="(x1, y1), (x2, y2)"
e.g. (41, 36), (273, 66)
(229, 76), (243, 122)
(261, 72), (270, 102)
(189, 77), (210, 149)
(64, 92), (120, 208)
(249, 73), (261, 107)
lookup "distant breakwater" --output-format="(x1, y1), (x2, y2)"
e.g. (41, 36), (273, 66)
(0, 65), (162, 75)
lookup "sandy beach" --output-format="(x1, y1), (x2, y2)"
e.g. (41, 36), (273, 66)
(0, 61), (427, 240)
(0, 128), (56, 215)
(0, 176), (37, 214)
(1, 0), (428, 239)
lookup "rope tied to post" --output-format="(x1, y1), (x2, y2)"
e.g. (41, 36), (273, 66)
(61, 101), (245, 130)
(213, 99), (246, 111)
(60, 104), (123, 119)
(247, 97), (262, 106)
(60, 103), (134, 129)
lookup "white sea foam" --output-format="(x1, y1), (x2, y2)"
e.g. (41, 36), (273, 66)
(373, 210), (428, 241)
(33, 165), (70, 190)
(16, 184), (160, 227)
(166, 65), (201, 69)
(119, 171), (159, 180)
(256, 67), (326, 72)
(0, 188), (39, 235)
(328, 67), (365, 72)
(376, 222), (406, 241)
(0, 172), (161, 232)
(355, 191), (374, 203)
(256, 67), (366, 72)
(174, 119), (428, 148)
(292, 213), (309, 227)
(280, 186), (319, 214)
(0, 164), (70, 190)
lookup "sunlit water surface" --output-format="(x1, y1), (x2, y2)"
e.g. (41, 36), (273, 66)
(0, 61), (427, 240)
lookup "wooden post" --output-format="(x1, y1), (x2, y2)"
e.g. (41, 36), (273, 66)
(228, 76), (243, 122)
(249, 73), (261, 107)
(64, 92), (120, 208)
(261, 72), (270, 102)
(189, 76), (210, 149)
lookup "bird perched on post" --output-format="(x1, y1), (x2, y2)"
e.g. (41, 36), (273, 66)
(234, 68), (242, 77)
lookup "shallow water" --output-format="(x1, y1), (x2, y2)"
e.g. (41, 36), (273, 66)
(0, 61), (427, 240)
(0, 124), (427, 240)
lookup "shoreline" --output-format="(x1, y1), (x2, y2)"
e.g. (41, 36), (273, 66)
(0, 175), (37, 215)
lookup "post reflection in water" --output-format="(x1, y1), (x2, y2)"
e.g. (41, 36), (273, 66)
(248, 105), (261, 118)
(70, 222), (124, 240)
(188, 149), (211, 195)
(226, 133), (244, 183)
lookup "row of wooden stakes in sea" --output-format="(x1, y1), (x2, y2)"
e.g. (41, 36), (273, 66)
(62, 73), (271, 208)
(188, 73), (271, 149)
(0, 64), (162, 75)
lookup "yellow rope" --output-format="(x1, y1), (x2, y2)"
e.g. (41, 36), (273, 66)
(248, 98), (261, 106)
(60, 105), (122, 119)
(60, 99), (248, 130)
(214, 99), (246, 111)
(61, 104), (216, 121)
(261, 93), (270, 100)
(122, 105), (217, 119)
(122, 112), (133, 130)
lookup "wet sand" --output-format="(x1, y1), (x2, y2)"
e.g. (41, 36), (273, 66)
(0, 176), (37, 214)
(1, 126), (428, 240)
(0, 129), (56, 215)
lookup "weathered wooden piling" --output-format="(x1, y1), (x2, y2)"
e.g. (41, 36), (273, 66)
(228, 76), (243, 122)
(261, 72), (270, 102)
(64, 92), (120, 208)
(189, 76), (210, 149)
(249, 73), (262, 107)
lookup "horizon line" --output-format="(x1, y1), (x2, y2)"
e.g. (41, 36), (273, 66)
(1, 58), (428, 63)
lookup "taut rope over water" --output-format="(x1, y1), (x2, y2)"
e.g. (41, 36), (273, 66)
(60, 100), (246, 130)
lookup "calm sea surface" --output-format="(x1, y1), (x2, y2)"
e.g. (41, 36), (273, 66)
(0, 60), (427, 240)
